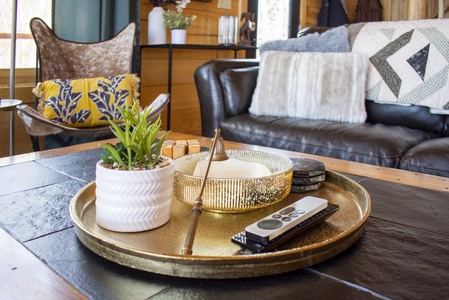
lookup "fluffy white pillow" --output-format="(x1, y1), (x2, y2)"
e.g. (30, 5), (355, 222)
(249, 51), (369, 123)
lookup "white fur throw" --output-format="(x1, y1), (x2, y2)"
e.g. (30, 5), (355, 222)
(249, 51), (369, 123)
(260, 26), (350, 54)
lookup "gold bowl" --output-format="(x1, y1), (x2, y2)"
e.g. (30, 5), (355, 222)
(173, 150), (294, 213)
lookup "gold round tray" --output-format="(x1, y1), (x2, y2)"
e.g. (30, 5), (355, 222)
(69, 171), (370, 279)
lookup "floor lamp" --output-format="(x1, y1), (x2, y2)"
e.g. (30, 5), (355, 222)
(9, 0), (18, 156)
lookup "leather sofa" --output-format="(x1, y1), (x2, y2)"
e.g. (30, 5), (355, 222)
(194, 26), (449, 178)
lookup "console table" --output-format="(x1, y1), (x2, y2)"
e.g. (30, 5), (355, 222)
(1, 132), (448, 299)
(138, 44), (257, 130)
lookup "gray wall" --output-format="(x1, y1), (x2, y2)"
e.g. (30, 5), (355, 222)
(53, 0), (138, 42)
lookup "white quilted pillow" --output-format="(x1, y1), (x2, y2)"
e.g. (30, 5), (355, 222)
(351, 19), (449, 113)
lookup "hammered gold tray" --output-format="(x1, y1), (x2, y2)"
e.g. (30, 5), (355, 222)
(69, 170), (370, 279)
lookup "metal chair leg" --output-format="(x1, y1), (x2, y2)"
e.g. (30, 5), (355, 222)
(30, 135), (40, 152)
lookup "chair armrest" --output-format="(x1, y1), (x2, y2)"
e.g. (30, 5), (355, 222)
(17, 104), (113, 138)
(194, 59), (259, 137)
(17, 94), (170, 139)
(17, 104), (65, 136)
(144, 93), (170, 124)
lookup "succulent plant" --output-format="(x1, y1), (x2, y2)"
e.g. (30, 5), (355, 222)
(99, 101), (169, 170)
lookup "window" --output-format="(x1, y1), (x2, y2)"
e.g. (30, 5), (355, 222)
(248, 0), (299, 58)
(257, 0), (291, 47)
(0, 0), (52, 69)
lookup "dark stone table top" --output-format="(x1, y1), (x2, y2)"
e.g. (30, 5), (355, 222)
(1, 148), (448, 299)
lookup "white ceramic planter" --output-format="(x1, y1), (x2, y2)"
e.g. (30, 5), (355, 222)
(171, 29), (187, 44)
(95, 158), (175, 232)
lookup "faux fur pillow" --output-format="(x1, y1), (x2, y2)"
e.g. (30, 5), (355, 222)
(249, 51), (369, 123)
(259, 25), (350, 54)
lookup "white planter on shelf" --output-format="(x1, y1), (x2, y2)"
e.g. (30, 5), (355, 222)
(95, 158), (175, 232)
(171, 29), (187, 44)
(148, 7), (166, 44)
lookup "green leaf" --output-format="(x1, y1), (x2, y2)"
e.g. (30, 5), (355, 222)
(100, 143), (128, 169)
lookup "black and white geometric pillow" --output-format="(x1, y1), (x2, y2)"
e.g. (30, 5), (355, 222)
(352, 19), (449, 112)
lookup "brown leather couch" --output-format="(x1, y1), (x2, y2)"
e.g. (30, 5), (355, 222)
(194, 59), (449, 178)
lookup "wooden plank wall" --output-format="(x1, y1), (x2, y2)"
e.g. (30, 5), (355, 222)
(300, 0), (449, 28)
(139, 0), (248, 136)
(427, 0), (449, 18)
(0, 68), (42, 157)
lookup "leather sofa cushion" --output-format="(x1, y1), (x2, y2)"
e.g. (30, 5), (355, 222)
(400, 137), (449, 177)
(214, 61), (447, 136)
(220, 114), (436, 168)
(366, 101), (446, 135)
(444, 116), (449, 136)
(219, 66), (258, 117)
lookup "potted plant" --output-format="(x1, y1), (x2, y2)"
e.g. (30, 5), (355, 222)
(163, 5), (197, 44)
(95, 101), (175, 232)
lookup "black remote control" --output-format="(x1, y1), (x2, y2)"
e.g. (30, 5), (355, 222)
(231, 203), (340, 253)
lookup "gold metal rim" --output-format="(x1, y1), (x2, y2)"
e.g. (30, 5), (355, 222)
(69, 170), (371, 279)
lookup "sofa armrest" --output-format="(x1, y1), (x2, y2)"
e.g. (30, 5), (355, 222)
(194, 59), (259, 137)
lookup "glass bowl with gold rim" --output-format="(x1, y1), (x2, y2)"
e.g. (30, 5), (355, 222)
(173, 150), (293, 213)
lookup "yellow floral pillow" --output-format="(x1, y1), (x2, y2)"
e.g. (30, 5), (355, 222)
(33, 74), (140, 128)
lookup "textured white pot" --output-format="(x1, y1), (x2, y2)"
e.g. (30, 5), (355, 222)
(148, 7), (166, 44)
(171, 29), (187, 44)
(95, 158), (175, 232)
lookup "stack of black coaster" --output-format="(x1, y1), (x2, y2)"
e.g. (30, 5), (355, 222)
(290, 158), (326, 193)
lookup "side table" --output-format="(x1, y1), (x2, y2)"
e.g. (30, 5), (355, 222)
(0, 99), (22, 156)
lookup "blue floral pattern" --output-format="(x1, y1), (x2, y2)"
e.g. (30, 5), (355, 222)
(45, 79), (91, 125)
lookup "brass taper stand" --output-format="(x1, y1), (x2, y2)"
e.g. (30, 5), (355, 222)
(181, 128), (229, 255)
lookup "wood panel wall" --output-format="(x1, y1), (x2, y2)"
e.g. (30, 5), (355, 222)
(139, 0), (248, 136)
(0, 68), (42, 157)
(300, 0), (449, 28)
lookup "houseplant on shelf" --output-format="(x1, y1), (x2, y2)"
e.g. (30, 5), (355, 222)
(95, 101), (175, 232)
(148, 0), (195, 44)
(163, 1), (197, 44)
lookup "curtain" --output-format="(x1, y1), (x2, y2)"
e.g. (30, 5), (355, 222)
(317, 0), (349, 27)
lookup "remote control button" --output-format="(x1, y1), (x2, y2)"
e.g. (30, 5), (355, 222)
(289, 213), (299, 218)
(281, 217), (292, 222)
(296, 209), (305, 214)
(272, 214), (282, 219)
(279, 207), (295, 215)
(257, 219), (283, 230)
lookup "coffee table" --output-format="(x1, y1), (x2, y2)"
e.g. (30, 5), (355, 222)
(0, 132), (448, 299)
